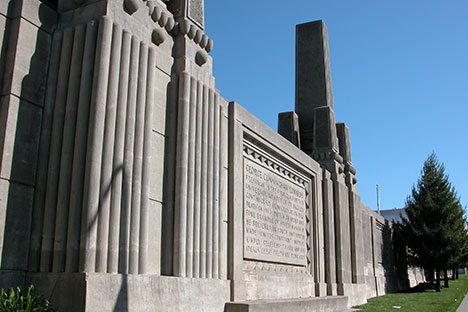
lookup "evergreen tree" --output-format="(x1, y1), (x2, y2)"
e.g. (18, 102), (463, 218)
(395, 153), (467, 292)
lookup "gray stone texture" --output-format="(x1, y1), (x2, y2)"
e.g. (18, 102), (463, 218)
(0, 95), (42, 185)
(0, 178), (33, 271)
(296, 20), (334, 154)
(27, 273), (230, 312)
(313, 106), (339, 155)
(168, 0), (205, 29)
(0, 1), (424, 311)
(188, 0), (204, 28)
(278, 111), (301, 148)
(225, 296), (349, 312)
(0, 16), (51, 107)
(336, 123), (352, 164)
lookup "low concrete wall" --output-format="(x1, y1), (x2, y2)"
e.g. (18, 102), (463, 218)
(28, 273), (230, 312)
(226, 296), (349, 312)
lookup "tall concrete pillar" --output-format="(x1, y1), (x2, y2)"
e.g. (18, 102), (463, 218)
(295, 19), (357, 299)
(295, 20), (334, 155)
(170, 0), (226, 279)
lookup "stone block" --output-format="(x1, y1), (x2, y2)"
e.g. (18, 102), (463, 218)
(0, 1), (7, 16)
(225, 296), (349, 312)
(277, 111), (301, 148)
(29, 273), (230, 312)
(152, 67), (170, 135)
(1, 17), (51, 107)
(146, 199), (162, 274)
(0, 178), (34, 270)
(343, 283), (368, 307)
(0, 270), (26, 289)
(313, 106), (339, 153)
(27, 273), (87, 312)
(0, 95), (42, 186)
(168, 0), (204, 29)
(315, 282), (327, 297)
(149, 130), (165, 202)
(0, 14), (5, 46)
(188, 0), (204, 28)
(20, 0), (57, 34)
(336, 123), (352, 164)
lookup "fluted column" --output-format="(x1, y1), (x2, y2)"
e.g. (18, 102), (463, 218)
(79, 16), (113, 273)
(173, 71), (191, 277)
(65, 20), (99, 273)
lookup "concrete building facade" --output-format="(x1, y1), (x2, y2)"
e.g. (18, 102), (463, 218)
(0, 0), (421, 310)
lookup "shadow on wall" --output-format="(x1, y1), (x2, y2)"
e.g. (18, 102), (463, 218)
(1, 2), (132, 312)
(0, 0), (51, 288)
(380, 219), (410, 293)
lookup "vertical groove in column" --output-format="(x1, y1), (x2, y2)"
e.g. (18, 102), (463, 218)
(212, 92), (220, 279)
(79, 16), (113, 272)
(53, 24), (86, 272)
(119, 35), (139, 274)
(29, 29), (63, 272)
(40, 26), (74, 272)
(173, 71), (191, 277)
(219, 101), (227, 279)
(65, 20), (98, 272)
(206, 88), (214, 278)
(199, 84), (208, 278)
(185, 76), (197, 277)
(95, 23), (122, 273)
(129, 42), (148, 274)
(139, 46), (156, 274)
(108, 30), (131, 273)
(192, 80), (203, 278)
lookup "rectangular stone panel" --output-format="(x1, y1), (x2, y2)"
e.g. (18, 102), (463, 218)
(188, 0), (204, 28)
(243, 156), (307, 266)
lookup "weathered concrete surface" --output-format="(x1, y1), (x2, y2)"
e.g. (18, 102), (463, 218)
(295, 20), (334, 154)
(225, 296), (349, 312)
(0, 0), (423, 311)
(27, 272), (230, 312)
(278, 111), (301, 148)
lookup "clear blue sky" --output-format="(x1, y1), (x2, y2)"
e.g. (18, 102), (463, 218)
(205, 1), (468, 212)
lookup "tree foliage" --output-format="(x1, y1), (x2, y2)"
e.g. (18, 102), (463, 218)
(395, 153), (468, 288)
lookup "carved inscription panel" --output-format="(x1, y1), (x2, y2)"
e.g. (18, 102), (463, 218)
(243, 157), (307, 266)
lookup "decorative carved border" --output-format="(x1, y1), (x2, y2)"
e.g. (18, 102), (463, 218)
(242, 138), (313, 275)
(123, 0), (213, 51)
(243, 141), (308, 188)
(243, 260), (308, 275)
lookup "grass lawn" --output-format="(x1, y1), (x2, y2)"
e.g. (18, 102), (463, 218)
(354, 274), (468, 312)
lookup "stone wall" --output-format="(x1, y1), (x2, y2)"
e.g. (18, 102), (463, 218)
(0, 1), (423, 311)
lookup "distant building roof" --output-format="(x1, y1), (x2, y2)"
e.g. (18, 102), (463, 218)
(378, 208), (406, 223)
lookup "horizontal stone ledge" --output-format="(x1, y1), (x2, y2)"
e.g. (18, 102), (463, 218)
(225, 296), (350, 312)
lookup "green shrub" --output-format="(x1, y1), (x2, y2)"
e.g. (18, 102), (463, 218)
(0, 285), (56, 312)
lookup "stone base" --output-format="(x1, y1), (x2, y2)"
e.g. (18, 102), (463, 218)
(327, 282), (338, 296)
(338, 283), (368, 307)
(27, 273), (230, 312)
(315, 282), (328, 297)
(225, 296), (349, 312)
(234, 279), (316, 301)
(0, 270), (26, 289)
